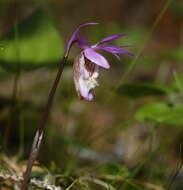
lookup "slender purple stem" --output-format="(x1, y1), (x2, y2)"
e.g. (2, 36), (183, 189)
(21, 56), (67, 190)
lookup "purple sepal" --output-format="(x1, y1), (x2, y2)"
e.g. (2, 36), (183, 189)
(73, 53), (99, 102)
(97, 34), (126, 45)
(95, 45), (135, 56)
(65, 22), (99, 56)
(77, 35), (89, 49)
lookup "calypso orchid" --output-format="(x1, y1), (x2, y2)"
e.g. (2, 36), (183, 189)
(66, 23), (134, 101)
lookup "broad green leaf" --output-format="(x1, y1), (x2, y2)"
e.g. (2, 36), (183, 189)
(0, 9), (63, 72)
(116, 83), (176, 98)
(135, 102), (183, 125)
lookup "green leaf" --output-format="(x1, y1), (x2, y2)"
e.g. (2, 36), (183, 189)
(135, 102), (183, 125)
(0, 9), (63, 72)
(116, 83), (176, 98)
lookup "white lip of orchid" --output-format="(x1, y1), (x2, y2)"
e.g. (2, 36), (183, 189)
(80, 52), (99, 92)
(79, 52), (99, 79)
(74, 52), (100, 101)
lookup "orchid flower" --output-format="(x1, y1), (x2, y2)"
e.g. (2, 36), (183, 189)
(66, 23), (134, 101)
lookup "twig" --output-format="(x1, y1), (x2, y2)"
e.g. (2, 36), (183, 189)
(66, 179), (78, 190)
(21, 56), (67, 190)
(0, 173), (62, 190)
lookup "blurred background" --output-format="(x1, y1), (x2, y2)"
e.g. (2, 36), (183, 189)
(0, 0), (183, 189)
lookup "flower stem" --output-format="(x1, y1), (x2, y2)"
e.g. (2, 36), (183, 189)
(21, 56), (67, 190)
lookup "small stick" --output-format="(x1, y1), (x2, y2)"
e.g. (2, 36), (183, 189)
(21, 56), (67, 190)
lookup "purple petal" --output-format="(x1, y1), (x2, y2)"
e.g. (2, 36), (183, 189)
(95, 45), (135, 56)
(65, 22), (99, 56)
(77, 35), (89, 49)
(97, 34), (126, 44)
(84, 48), (110, 69)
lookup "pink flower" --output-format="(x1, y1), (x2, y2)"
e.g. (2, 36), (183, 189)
(66, 23), (134, 101)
